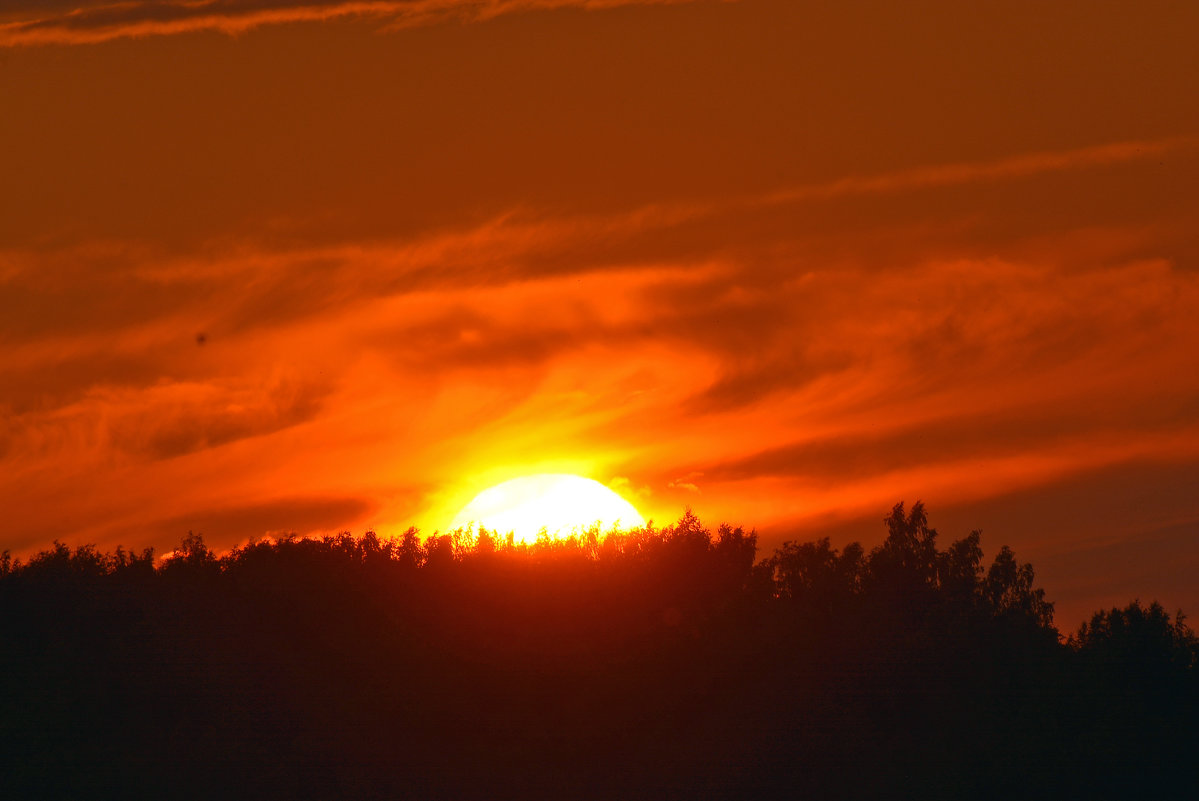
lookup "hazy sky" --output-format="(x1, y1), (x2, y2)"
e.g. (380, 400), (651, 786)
(3, 0), (1198, 625)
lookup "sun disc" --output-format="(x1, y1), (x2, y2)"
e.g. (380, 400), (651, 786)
(450, 474), (645, 543)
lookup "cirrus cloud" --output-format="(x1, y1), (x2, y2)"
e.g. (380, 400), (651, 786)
(0, 0), (704, 47)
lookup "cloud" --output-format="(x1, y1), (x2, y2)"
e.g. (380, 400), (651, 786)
(667, 471), (702, 493)
(700, 399), (1199, 488)
(121, 376), (331, 460)
(1, 372), (332, 471)
(3, 133), (1185, 344)
(7, 155), (1196, 493)
(607, 475), (652, 500)
(3, 137), (1193, 425)
(594, 250), (1199, 548)
(0, 0), (699, 47)
(753, 136), (1199, 206)
(673, 253), (1199, 416)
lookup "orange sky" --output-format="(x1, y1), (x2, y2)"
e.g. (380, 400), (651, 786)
(2, 0), (1198, 626)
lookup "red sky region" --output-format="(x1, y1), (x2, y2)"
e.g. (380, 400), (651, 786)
(2, 0), (1198, 626)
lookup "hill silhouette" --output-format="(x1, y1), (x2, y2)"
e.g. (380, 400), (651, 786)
(2, 502), (1196, 799)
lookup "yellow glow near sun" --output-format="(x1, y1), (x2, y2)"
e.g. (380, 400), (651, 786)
(450, 474), (645, 543)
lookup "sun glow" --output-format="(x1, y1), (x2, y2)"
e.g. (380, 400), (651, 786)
(449, 474), (646, 543)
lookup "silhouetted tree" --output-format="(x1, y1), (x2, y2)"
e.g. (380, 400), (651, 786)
(983, 544), (1055, 628)
(938, 529), (983, 604)
(1072, 600), (1197, 672)
(1, 504), (1194, 800)
(161, 530), (218, 574)
(766, 537), (862, 616)
(865, 501), (940, 617)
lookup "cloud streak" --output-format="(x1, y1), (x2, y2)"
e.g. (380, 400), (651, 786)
(753, 136), (1199, 207)
(0, 0), (698, 47)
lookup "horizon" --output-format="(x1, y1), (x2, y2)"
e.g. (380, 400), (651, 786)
(0, 499), (1182, 631)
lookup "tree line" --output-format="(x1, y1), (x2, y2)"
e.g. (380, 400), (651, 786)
(1, 502), (1195, 799)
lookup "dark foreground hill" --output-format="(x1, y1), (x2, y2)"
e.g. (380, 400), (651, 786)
(2, 503), (1196, 799)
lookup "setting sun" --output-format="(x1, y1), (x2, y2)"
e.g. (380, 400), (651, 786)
(449, 474), (645, 542)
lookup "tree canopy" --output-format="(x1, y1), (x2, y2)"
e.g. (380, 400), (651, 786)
(1, 503), (1195, 799)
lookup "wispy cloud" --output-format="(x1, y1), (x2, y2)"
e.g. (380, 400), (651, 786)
(639, 254), (1199, 530)
(667, 472), (702, 493)
(4, 133), (1186, 346)
(0, 0), (699, 47)
(753, 136), (1199, 207)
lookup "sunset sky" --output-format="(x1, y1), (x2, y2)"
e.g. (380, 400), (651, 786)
(2, 0), (1198, 625)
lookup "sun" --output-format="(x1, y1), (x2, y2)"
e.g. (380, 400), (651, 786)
(449, 474), (645, 543)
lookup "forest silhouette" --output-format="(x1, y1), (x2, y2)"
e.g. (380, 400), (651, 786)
(2, 503), (1196, 799)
